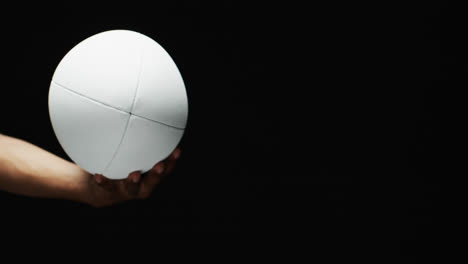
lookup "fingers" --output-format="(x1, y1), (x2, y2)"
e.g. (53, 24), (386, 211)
(138, 148), (181, 199)
(163, 148), (181, 177)
(172, 148), (181, 160)
(93, 174), (115, 191)
(125, 171), (141, 197)
(128, 171), (141, 183)
(91, 148), (182, 201)
(138, 162), (165, 198)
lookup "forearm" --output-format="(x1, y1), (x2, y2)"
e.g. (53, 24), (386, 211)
(0, 134), (91, 204)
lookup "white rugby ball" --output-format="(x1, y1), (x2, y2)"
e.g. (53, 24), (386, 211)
(48, 30), (188, 179)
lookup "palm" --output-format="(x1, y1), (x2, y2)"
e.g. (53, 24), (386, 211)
(87, 148), (180, 207)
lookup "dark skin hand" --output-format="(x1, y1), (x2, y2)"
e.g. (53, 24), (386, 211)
(89, 148), (181, 208)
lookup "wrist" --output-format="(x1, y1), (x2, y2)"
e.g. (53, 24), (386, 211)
(58, 165), (94, 206)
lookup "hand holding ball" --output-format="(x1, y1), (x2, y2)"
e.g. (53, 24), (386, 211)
(48, 30), (188, 179)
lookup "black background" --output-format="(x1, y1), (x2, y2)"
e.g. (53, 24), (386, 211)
(0, 1), (451, 253)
